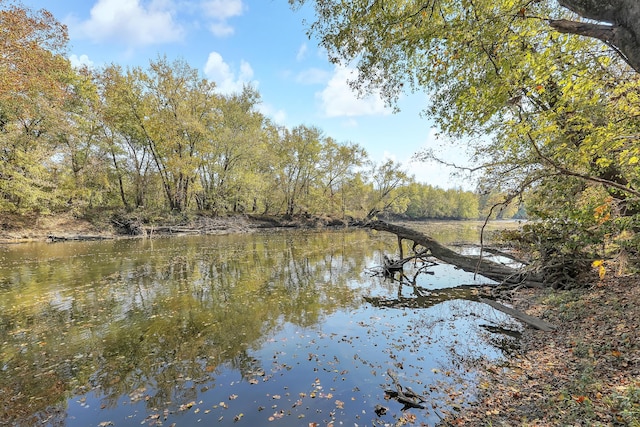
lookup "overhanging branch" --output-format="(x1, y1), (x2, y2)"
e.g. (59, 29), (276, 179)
(527, 132), (640, 198)
(548, 19), (615, 44)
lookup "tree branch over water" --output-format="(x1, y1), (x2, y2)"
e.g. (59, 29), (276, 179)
(366, 220), (545, 288)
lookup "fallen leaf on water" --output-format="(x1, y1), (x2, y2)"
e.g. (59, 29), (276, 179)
(178, 401), (196, 411)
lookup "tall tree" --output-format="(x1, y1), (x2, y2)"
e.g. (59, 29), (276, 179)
(274, 125), (323, 216)
(142, 57), (220, 211)
(292, 0), (640, 280)
(317, 138), (367, 216)
(0, 1), (71, 212)
(196, 86), (265, 213)
(102, 58), (220, 212)
(365, 159), (411, 219)
(99, 65), (157, 210)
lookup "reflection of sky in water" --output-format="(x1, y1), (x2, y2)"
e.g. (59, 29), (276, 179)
(65, 297), (518, 426)
(64, 281), (517, 426)
(1, 227), (522, 426)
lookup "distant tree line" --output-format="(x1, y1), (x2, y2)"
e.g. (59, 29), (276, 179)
(0, 3), (523, 222)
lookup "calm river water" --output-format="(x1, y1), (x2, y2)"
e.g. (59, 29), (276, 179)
(0, 221), (521, 426)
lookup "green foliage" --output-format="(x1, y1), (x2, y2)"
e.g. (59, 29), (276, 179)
(0, 2), (534, 228)
(292, 0), (640, 279)
(404, 183), (481, 220)
(0, 1), (72, 213)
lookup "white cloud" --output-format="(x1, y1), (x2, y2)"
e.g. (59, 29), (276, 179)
(296, 43), (308, 61)
(317, 65), (390, 118)
(203, 51), (255, 94)
(77, 0), (183, 47)
(295, 68), (330, 85)
(209, 22), (234, 37)
(258, 103), (287, 125)
(69, 54), (95, 69)
(202, 0), (245, 37)
(202, 0), (244, 19)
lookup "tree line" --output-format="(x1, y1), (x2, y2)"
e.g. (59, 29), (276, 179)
(0, 2), (520, 222)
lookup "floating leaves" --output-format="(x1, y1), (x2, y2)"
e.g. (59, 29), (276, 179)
(268, 410), (285, 421)
(178, 401), (196, 411)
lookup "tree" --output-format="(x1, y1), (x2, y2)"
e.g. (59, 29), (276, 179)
(317, 138), (367, 217)
(292, 0), (640, 283)
(54, 66), (118, 211)
(365, 159), (411, 219)
(99, 64), (163, 211)
(549, 0), (640, 73)
(273, 125), (323, 216)
(196, 86), (265, 213)
(101, 58), (220, 212)
(0, 1), (72, 212)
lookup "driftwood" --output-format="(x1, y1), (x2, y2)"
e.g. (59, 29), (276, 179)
(385, 369), (427, 410)
(480, 298), (557, 331)
(382, 249), (430, 274)
(367, 220), (545, 287)
(48, 234), (110, 242)
(365, 221), (557, 331)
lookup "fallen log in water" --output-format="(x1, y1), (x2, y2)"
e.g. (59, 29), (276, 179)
(366, 220), (545, 288)
(385, 369), (427, 410)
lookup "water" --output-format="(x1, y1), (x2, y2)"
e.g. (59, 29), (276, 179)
(0, 222), (521, 426)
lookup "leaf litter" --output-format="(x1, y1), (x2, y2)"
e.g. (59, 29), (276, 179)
(444, 275), (640, 426)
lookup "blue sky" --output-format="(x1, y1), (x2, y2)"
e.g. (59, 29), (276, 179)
(21, 0), (471, 189)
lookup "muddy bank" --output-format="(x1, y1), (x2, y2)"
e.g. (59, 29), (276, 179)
(0, 213), (352, 244)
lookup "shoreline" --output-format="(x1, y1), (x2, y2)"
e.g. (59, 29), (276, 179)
(0, 213), (353, 244)
(447, 276), (640, 425)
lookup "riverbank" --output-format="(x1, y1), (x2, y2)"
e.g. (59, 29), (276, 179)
(447, 276), (640, 426)
(0, 212), (350, 244)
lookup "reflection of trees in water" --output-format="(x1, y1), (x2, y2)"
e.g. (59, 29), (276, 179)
(363, 263), (523, 410)
(0, 229), (393, 423)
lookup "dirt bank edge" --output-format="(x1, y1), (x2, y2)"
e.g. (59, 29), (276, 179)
(0, 212), (352, 244)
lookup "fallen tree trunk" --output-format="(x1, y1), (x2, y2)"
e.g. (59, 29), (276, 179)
(366, 220), (545, 287)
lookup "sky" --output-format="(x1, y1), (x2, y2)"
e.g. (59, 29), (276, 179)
(20, 0), (472, 189)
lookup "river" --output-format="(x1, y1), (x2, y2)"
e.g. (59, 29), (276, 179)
(0, 221), (521, 426)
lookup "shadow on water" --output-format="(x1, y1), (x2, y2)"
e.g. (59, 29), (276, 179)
(0, 223), (522, 426)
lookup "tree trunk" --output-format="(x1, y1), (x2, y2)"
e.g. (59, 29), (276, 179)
(551, 0), (640, 73)
(367, 220), (545, 287)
